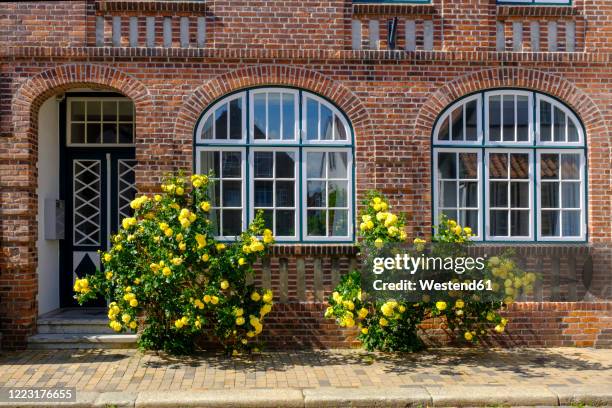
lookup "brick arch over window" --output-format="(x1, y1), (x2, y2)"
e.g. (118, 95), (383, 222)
(173, 64), (375, 189)
(1, 63), (153, 350)
(413, 67), (611, 243)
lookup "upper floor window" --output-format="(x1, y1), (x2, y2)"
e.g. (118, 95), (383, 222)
(195, 87), (354, 242)
(67, 97), (135, 146)
(433, 90), (586, 242)
(497, 0), (570, 4)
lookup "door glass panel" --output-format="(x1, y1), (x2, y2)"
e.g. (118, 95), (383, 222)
(73, 160), (101, 246)
(117, 160), (137, 229)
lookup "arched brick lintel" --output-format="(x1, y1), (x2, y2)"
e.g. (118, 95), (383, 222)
(173, 64), (373, 155)
(414, 67), (611, 243)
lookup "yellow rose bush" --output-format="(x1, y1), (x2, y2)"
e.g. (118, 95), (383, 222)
(74, 173), (275, 355)
(325, 191), (536, 352)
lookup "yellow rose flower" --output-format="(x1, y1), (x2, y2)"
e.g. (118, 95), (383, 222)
(200, 201), (211, 212)
(455, 299), (464, 309)
(235, 317), (245, 326)
(203, 294), (211, 303)
(464, 332), (473, 341)
(220, 280), (229, 290)
(210, 296), (219, 305)
(251, 292), (261, 302)
(435, 301), (447, 311)
(162, 267), (171, 276)
(121, 314), (131, 324)
(238, 258), (246, 266)
(361, 327), (369, 335)
(201, 253), (210, 262)
(104, 253), (112, 262)
(175, 187), (184, 196)
(379, 317), (389, 327)
(129, 321), (137, 329)
(129, 299), (138, 307)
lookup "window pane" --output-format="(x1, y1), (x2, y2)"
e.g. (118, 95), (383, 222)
(438, 117), (450, 141)
(103, 123), (117, 144)
(540, 154), (559, 179)
(442, 209), (457, 222)
(307, 181), (325, 207)
(118, 101), (133, 121)
(203, 116), (213, 140)
(451, 107), (463, 141)
(328, 152), (348, 178)
(222, 181), (242, 207)
(212, 183), (220, 206)
(200, 151), (219, 176)
(222, 210), (242, 236)
(561, 182), (580, 208)
(71, 101), (85, 121)
(87, 123), (101, 143)
(489, 153), (508, 179)
(334, 116), (348, 141)
(118, 123), (133, 143)
(306, 98), (319, 140)
(87, 101), (101, 121)
(568, 120), (579, 142)
(561, 154), (580, 180)
(307, 152), (325, 178)
(562, 210), (580, 236)
(490, 210), (508, 236)
(503, 95), (515, 142)
(320, 104), (333, 140)
(489, 95), (501, 142)
(541, 182), (559, 208)
(254, 94), (266, 140)
(440, 181), (457, 207)
(510, 153), (529, 179)
(276, 151), (295, 178)
(459, 153), (478, 179)
(276, 181), (295, 207)
(459, 210), (479, 235)
(71, 123), (85, 143)
(510, 210), (529, 236)
(210, 209), (220, 235)
(553, 107), (566, 142)
(517, 95), (529, 141)
(465, 100), (478, 141)
(229, 98), (243, 140)
(329, 210), (348, 236)
(276, 210), (295, 236)
(307, 210), (326, 236)
(268, 93), (281, 140)
(103, 101), (116, 122)
(458, 182), (477, 207)
(490, 181), (508, 207)
(222, 151), (241, 178)
(254, 181), (273, 207)
(282, 94), (295, 140)
(254, 152), (273, 178)
(328, 181), (348, 207)
(215, 103), (228, 140)
(541, 210), (560, 236)
(510, 182), (529, 208)
(438, 152), (456, 179)
(540, 100), (552, 142)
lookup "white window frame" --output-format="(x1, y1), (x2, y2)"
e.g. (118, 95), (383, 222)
(301, 93), (352, 145)
(536, 149), (586, 241)
(432, 94), (483, 145)
(195, 146), (247, 240)
(195, 92), (247, 144)
(498, 0), (570, 4)
(535, 94), (584, 147)
(248, 147), (300, 241)
(301, 147), (353, 242)
(249, 88), (299, 144)
(484, 148), (534, 241)
(67, 97), (135, 147)
(432, 148), (483, 240)
(484, 90), (533, 146)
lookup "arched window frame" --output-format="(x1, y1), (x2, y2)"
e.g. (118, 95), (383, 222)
(194, 87), (355, 243)
(432, 89), (587, 242)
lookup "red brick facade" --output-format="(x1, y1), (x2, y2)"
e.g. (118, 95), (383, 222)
(1, 0), (611, 350)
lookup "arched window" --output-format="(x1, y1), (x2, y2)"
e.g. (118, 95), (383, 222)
(194, 87), (354, 242)
(433, 90), (586, 242)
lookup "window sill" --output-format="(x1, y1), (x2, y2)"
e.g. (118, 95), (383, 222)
(352, 3), (436, 16)
(497, 5), (578, 17)
(270, 244), (358, 257)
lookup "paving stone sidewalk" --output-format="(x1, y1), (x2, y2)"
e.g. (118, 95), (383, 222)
(0, 348), (610, 406)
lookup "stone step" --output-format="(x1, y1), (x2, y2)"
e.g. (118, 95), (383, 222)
(37, 317), (114, 334)
(28, 333), (137, 349)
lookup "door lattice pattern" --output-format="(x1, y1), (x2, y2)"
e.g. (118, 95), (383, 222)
(118, 159), (137, 226)
(73, 160), (101, 246)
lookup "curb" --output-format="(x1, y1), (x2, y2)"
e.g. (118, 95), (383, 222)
(0, 385), (611, 407)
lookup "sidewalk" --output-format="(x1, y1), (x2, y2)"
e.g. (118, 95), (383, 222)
(0, 347), (611, 407)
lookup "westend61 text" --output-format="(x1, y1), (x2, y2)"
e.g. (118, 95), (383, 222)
(372, 279), (493, 292)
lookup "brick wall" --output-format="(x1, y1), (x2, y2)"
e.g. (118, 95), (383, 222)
(0, 0), (611, 350)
